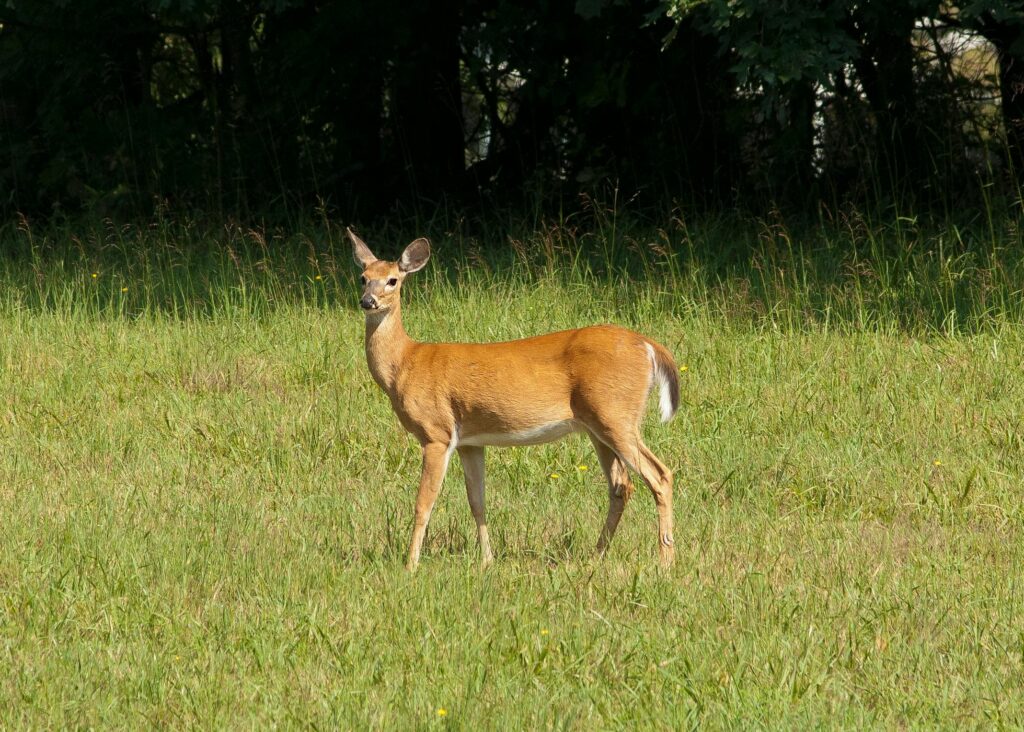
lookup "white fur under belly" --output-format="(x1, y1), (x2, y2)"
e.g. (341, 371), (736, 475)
(459, 420), (578, 447)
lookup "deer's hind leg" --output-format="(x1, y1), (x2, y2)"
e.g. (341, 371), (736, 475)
(588, 432), (636, 556)
(585, 424), (674, 567)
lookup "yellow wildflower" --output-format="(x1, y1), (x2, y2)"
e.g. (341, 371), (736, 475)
(91, 272), (98, 279)
(933, 460), (942, 466)
(437, 708), (447, 717)
(541, 628), (549, 636)
(577, 465), (588, 471)
(679, 365), (689, 372)
(315, 275), (322, 280)
(120, 286), (128, 292)
(549, 473), (560, 479)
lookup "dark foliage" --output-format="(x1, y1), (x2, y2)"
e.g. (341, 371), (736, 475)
(0, 0), (1021, 220)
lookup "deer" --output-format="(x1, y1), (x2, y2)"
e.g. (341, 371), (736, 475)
(349, 228), (680, 570)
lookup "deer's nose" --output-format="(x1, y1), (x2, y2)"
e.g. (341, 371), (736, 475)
(360, 294), (378, 310)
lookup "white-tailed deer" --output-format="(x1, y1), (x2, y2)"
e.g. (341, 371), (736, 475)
(349, 228), (679, 569)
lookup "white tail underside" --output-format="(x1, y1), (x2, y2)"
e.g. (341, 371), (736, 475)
(645, 343), (674, 423)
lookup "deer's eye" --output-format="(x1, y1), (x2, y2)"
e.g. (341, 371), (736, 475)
(387, 278), (398, 287)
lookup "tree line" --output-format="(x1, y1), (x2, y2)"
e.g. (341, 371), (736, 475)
(1, 0), (1022, 219)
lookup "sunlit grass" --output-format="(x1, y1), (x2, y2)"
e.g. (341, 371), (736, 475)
(1, 213), (1023, 727)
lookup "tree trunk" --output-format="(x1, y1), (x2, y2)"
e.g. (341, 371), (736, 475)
(851, 10), (922, 193)
(994, 42), (1024, 178)
(390, 5), (464, 198)
(785, 80), (817, 195)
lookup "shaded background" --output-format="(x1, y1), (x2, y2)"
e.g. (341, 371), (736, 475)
(1, 0), (1022, 220)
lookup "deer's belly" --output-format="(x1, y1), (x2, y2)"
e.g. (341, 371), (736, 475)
(459, 419), (579, 447)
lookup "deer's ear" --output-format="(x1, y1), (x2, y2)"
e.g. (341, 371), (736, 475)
(399, 238), (430, 273)
(348, 227), (377, 268)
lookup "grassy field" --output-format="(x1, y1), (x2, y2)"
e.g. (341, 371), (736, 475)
(2, 214), (1024, 728)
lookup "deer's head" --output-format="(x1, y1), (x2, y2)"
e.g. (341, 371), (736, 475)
(348, 227), (430, 313)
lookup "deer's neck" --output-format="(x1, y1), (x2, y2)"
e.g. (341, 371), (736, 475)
(364, 304), (414, 392)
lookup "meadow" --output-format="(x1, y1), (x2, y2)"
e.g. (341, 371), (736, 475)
(1, 210), (1023, 728)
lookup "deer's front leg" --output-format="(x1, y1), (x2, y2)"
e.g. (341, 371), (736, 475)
(406, 442), (451, 571)
(457, 445), (493, 567)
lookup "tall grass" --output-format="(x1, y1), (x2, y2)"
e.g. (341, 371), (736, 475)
(1, 208), (1023, 727)
(3, 204), (1024, 331)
